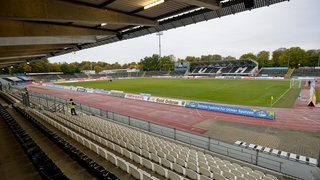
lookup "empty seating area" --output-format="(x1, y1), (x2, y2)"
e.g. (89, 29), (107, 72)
(291, 67), (320, 77)
(258, 68), (288, 77)
(14, 105), (119, 180)
(0, 104), (68, 180)
(169, 70), (186, 76)
(189, 60), (258, 77)
(144, 71), (170, 77)
(24, 105), (279, 180)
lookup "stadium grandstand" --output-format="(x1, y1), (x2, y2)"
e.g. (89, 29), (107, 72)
(0, 85), (319, 180)
(188, 59), (258, 77)
(257, 67), (289, 78)
(291, 67), (320, 78)
(1, 0), (319, 179)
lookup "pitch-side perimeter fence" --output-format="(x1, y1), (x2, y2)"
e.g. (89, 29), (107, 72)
(16, 90), (320, 180)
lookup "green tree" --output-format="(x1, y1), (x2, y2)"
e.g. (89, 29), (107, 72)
(257, 51), (270, 68)
(279, 47), (306, 68)
(240, 53), (257, 60)
(81, 62), (92, 70)
(21, 64), (32, 73)
(48, 63), (61, 72)
(224, 56), (236, 60)
(111, 62), (122, 69)
(212, 54), (222, 61)
(185, 56), (197, 62)
(60, 63), (77, 74)
(94, 65), (103, 73)
(271, 49), (285, 67)
(159, 56), (174, 71)
(306, 49), (320, 67)
(30, 59), (49, 72)
(140, 54), (160, 71)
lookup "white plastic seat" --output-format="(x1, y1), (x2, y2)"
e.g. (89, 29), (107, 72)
(173, 163), (185, 175)
(253, 170), (265, 178)
(250, 172), (262, 179)
(266, 174), (278, 180)
(107, 152), (117, 166)
(166, 154), (175, 163)
(219, 165), (230, 172)
(161, 158), (172, 170)
(237, 176), (248, 180)
(210, 165), (221, 175)
(83, 138), (90, 148)
(151, 153), (161, 163)
(142, 158), (154, 171)
(107, 140), (115, 150)
(200, 174), (212, 180)
(167, 170), (183, 180)
(114, 144), (123, 155)
(89, 142), (99, 154)
(212, 172), (225, 180)
(176, 158), (186, 167)
(117, 157), (129, 173)
(158, 151), (166, 158)
(119, 139), (126, 147)
(154, 163), (168, 178)
(231, 169), (243, 177)
(222, 170), (235, 180)
(199, 167), (212, 178)
(126, 143), (134, 151)
(129, 164), (142, 179)
(199, 161), (209, 169)
(134, 146), (142, 155)
(98, 147), (107, 159)
(142, 172), (156, 180)
(265, 176), (276, 180)
(242, 167), (253, 173)
(142, 149), (151, 159)
(244, 173), (258, 180)
(186, 162), (198, 173)
(122, 148), (132, 159)
(186, 169), (199, 180)
(238, 168), (249, 175)
(149, 147), (157, 154)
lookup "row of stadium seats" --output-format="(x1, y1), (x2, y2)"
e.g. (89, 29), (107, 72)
(190, 66), (254, 75)
(0, 104), (68, 180)
(14, 105), (119, 180)
(31, 107), (279, 180)
(235, 141), (318, 166)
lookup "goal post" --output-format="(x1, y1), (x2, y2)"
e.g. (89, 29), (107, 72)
(290, 79), (301, 88)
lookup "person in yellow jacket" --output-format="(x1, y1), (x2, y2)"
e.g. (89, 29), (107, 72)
(69, 99), (77, 115)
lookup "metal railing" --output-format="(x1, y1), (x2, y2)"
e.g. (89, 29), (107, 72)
(10, 88), (319, 180)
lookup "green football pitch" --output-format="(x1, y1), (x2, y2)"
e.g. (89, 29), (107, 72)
(57, 78), (301, 108)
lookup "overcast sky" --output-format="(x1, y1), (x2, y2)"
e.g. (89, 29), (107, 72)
(49, 0), (320, 65)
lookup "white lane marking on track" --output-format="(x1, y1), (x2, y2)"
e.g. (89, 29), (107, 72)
(196, 108), (204, 118)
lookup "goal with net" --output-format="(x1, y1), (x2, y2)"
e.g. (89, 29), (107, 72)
(290, 79), (301, 88)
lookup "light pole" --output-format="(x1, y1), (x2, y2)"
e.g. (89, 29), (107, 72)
(156, 31), (163, 61)
(318, 54), (320, 67)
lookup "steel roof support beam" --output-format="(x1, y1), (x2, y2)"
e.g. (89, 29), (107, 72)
(0, 20), (116, 37)
(0, 36), (97, 46)
(0, 0), (157, 26)
(174, 0), (220, 10)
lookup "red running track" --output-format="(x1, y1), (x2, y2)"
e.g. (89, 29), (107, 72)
(27, 85), (320, 134)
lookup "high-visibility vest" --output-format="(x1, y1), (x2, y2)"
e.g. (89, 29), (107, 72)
(69, 102), (75, 108)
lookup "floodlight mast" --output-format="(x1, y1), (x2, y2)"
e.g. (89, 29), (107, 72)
(156, 32), (163, 61)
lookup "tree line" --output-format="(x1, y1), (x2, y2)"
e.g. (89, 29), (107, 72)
(2, 47), (319, 75)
